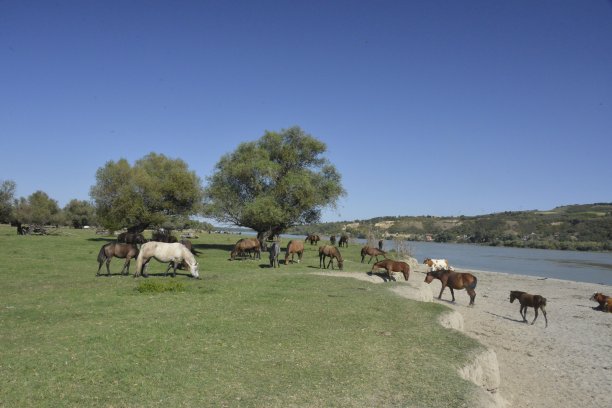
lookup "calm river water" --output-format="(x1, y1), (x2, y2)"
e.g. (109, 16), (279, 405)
(278, 234), (612, 285)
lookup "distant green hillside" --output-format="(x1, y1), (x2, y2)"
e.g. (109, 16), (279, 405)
(288, 203), (612, 251)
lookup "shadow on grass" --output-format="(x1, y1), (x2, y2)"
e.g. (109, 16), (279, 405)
(87, 237), (115, 243)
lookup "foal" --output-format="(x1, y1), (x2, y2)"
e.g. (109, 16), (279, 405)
(509, 291), (548, 327)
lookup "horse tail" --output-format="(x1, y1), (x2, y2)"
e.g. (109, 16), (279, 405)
(97, 243), (109, 264)
(467, 275), (478, 290)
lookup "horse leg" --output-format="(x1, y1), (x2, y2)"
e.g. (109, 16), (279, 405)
(96, 259), (105, 276)
(520, 305), (528, 322)
(328, 257), (334, 270)
(165, 262), (173, 276)
(106, 258), (112, 276)
(438, 283), (446, 300)
(467, 289), (476, 306)
(531, 307), (539, 325)
(172, 261), (178, 278)
(541, 306), (548, 328)
(120, 259), (129, 275)
(449, 287), (455, 302)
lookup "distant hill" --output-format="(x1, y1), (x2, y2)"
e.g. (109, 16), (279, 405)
(288, 203), (612, 251)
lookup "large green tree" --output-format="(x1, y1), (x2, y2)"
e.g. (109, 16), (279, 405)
(204, 127), (346, 240)
(90, 153), (204, 232)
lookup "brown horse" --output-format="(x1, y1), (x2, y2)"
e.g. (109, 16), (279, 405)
(117, 232), (146, 245)
(360, 246), (387, 264)
(371, 259), (410, 281)
(330, 235), (336, 245)
(230, 237), (261, 260)
(510, 291), (548, 327)
(305, 234), (320, 245)
(338, 234), (349, 247)
(96, 242), (139, 276)
(319, 245), (344, 270)
(590, 293), (612, 312)
(285, 240), (305, 264)
(425, 269), (477, 306)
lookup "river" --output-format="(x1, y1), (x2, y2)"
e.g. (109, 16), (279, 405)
(277, 234), (612, 285)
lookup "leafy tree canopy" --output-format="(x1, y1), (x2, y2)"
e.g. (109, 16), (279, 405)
(0, 179), (16, 223)
(64, 199), (97, 229)
(90, 153), (204, 232)
(204, 126), (346, 238)
(13, 190), (61, 226)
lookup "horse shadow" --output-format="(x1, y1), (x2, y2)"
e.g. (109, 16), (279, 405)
(88, 237), (115, 243)
(485, 311), (527, 324)
(367, 271), (397, 282)
(193, 243), (234, 252)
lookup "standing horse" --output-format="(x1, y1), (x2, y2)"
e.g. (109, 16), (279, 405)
(285, 240), (304, 264)
(269, 242), (280, 268)
(371, 259), (410, 281)
(319, 245), (344, 270)
(135, 242), (199, 278)
(330, 235), (336, 245)
(360, 246), (387, 263)
(96, 242), (139, 276)
(305, 234), (320, 245)
(338, 234), (349, 247)
(425, 269), (477, 306)
(510, 291), (548, 327)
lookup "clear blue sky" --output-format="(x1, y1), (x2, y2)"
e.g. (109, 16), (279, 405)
(2, 0), (611, 223)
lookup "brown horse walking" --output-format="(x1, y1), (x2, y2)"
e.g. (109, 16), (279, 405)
(319, 245), (344, 270)
(360, 246), (387, 264)
(371, 259), (410, 281)
(510, 291), (548, 327)
(96, 242), (139, 276)
(425, 269), (477, 306)
(285, 240), (305, 264)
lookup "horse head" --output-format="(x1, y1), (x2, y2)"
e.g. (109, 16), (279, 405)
(424, 271), (435, 283)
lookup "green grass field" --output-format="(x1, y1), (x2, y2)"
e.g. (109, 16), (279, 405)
(0, 225), (483, 407)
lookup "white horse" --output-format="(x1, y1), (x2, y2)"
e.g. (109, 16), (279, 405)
(135, 242), (200, 279)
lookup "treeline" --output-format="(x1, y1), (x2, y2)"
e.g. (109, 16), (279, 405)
(289, 203), (612, 252)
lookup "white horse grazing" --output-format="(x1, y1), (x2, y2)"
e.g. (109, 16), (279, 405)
(135, 242), (200, 279)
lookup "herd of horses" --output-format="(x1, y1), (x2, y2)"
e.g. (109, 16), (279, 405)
(96, 232), (612, 325)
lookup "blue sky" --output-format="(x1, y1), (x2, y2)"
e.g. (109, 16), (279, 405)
(1, 0), (611, 223)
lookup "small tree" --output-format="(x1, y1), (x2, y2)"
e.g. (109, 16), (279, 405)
(64, 199), (97, 228)
(0, 179), (16, 223)
(13, 190), (61, 231)
(204, 127), (346, 240)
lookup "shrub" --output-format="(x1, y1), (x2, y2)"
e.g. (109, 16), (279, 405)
(135, 280), (186, 293)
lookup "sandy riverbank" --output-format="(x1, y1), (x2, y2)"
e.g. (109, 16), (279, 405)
(314, 265), (612, 408)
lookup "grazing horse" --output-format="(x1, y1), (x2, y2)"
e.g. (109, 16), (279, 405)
(338, 234), (349, 247)
(135, 242), (199, 278)
(230, 238), (261, 260)
(269, 242), (280, 268)
(319, 245), (344, 270)
(117, 232), (146, 245)
(425, 269), (477, 306)
(360, 246), (387, 264)
(285, 240), (304, 264)
(371, 259), (410, 281)
(590, 293), (612, 312)
(510, 291), (548, 327)
(96, 242), (139, 276)
(305, 234), (320, 245)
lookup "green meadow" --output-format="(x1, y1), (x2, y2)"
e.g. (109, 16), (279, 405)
(0, 225), (482, 407)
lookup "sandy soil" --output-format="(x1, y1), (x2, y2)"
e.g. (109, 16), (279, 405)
(314, 265), (612, 408)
